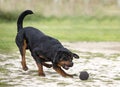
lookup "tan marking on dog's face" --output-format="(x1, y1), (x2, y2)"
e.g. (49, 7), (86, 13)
(57, 60), (73, 70)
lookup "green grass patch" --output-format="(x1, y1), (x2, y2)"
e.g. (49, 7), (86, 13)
(0, 16), (120, 51)
(114, 78), (120, 80)
(0, 22), (16, 52)
(0, 67), (8, 73)
(0, 82), (11, 87)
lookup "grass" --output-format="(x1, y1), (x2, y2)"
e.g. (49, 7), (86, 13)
(0, 82), (11, 87)
(0, 16), (120, 51)
(0, 67), (11, 87)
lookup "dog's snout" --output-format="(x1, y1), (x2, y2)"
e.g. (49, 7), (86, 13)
(69, 62), (73, 67)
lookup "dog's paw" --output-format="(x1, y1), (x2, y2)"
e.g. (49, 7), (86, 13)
(23, 66), (28, 71)
(21, 61), (28, 71)
(38, 73), (46, 77)
(66, 74), (78, 78)
(47, 64), (53, 68)
(62, 74), (74, 78)
(67, 74), (74, 78)
(73, 74), (77, 76)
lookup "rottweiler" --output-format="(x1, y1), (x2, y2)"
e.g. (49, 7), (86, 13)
(15, 10), (79, 77)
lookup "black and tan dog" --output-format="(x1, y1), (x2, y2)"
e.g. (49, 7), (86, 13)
(15, 10), (79, 77)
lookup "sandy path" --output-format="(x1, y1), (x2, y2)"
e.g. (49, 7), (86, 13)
(0, 42), (120, 87)
(63, 42), (120, 54)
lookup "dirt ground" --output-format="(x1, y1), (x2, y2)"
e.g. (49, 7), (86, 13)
(63, 42), (120, 54)
(0, 42), (120, 87)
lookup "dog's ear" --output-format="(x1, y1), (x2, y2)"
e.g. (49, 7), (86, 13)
(73, 53), (79, 59)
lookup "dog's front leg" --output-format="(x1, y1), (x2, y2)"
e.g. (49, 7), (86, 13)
(53, 66), (73, 78)
(36, 63), (45, 76)
(32, 50), (45, 76)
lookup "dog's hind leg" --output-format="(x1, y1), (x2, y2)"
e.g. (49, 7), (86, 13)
(20, 39), (28, 71)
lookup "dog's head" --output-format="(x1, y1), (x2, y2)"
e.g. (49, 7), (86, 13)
(53, 48), (79, 70)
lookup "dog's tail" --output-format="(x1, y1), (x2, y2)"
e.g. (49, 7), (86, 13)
(17, 10), (33, 32)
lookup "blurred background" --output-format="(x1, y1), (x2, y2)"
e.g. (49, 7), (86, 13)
(0, 0), (120, 51)
(1, 0), (120, 17)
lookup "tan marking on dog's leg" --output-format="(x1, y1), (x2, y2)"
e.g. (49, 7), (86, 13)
(37, 63), (45, 76)
(53, 66), (73, 78)
(21, 39), (28, 71)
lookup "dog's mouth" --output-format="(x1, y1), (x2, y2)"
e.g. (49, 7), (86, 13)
(58, 62), (73, 70)
(62, 65), (70, 70)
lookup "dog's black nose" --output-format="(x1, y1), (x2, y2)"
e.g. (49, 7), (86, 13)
(69, 62), (73, 67)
